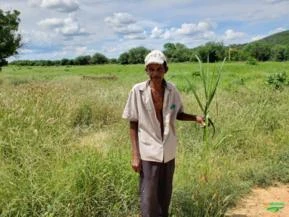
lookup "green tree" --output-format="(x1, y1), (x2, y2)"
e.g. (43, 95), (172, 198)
(118, 52), (129, 64)
(91, 53), (108, 64)
(163, 43), (191, 62)
(271, 45), (288, 61)
(127, 47), (149, 64)
(109, 58), (118, 64)
(0, 9), (22, 70)
(163, 43), (176, 61)
(244, 42), (271, 61)
(196, 42), (226, 62)
(61, 58), (70, 65)
(74, 55), (91, 65)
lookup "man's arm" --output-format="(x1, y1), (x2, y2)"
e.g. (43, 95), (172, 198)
(129, 121), (141, 173)
(177, 112), (205, 125)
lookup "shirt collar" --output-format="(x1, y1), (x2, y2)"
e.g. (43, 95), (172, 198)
(140, 79), (172, 91)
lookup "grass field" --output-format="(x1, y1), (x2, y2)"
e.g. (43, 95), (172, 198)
(0, 62), (289, 217)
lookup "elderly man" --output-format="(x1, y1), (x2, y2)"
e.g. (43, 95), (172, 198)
(122, 50), (205, 217)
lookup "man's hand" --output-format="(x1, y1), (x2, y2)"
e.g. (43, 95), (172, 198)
(196, 115), (206, 127)
(131, 155), (141, 173)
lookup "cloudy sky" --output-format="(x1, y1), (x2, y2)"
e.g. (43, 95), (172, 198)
(1, 0), (289, 60)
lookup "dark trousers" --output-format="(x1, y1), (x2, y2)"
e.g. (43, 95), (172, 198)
(140, 159), (175, 217)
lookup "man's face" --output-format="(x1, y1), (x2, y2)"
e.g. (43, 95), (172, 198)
(146, 63), (166, 81)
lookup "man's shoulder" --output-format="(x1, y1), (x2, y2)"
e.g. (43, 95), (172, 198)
(166, 81), (178, 91)
(131, 81), (148, 91)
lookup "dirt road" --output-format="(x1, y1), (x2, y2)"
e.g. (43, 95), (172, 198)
(225, 184), (289, 217)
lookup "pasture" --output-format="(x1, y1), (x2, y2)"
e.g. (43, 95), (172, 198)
(0, 62), (289, 217)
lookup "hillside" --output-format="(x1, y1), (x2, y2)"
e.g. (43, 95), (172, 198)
(256, 30), (289, 46)
(238, 30), (289, 48)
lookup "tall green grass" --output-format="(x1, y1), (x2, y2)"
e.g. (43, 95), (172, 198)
(0, 62), (289, 216)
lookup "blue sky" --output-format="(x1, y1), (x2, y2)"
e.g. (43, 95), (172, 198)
(1, 0), (289, 60)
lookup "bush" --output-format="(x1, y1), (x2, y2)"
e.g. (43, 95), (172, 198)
(246, 57), (257, 65)
(266, 72), (288, 90)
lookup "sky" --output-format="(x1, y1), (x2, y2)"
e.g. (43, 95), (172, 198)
(1, 0), (289, 61)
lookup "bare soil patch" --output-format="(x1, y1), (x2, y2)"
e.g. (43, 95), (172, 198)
(225, 183), (289, 217)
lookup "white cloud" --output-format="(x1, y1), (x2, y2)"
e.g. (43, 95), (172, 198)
(105, 12), (146, 39)
(29, 0), (79, 12)
(104, 12), (136, 28)
(114, 24), (144, 34)
(75, 46), (88, 55)
(270, 27), (286, 34)
(224, 29), (245, 40)
(203, 31), (216, 40)
(251, 35), (265, 42)
(251, 27), (286, 42)
(38, 16), (88, 37)
(38, 18), (64, 28)
(265, 0), (289, 4)
(148, 21), (216, 41)
(150, 27), (164, 39)
(175, 21), (214, 35)
(123, 33), (147, 40)
(28, 0), (41, 7)
(21, 30), (58, 46)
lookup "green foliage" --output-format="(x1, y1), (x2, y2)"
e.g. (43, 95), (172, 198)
(195, 42), (226, 63)
(118, 47), (150, 64)
(257, 30), (289, 47)
(266, 72), (288, 90)
(163, 43), (192, 62)
(74, 55), (91, 65)
(0, 9), (21, 68)
(244, 42), (271, 61)
(127, 46), (149, 64)
(186, 56), (225, 140)
(91, 53), (109, 64)
(118, 52), (129, 64)
(246, 56), (258, 65)
(270, 45), (289, 61)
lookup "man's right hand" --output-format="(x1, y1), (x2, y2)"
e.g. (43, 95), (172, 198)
(131, 156), (141, 173)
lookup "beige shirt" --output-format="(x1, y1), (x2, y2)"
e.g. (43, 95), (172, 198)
(122, 80), (184, 163)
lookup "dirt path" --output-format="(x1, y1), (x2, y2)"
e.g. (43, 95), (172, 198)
(225, 184), (289, 217)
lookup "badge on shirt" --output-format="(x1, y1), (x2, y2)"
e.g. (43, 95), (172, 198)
(170, 104), (176, 110)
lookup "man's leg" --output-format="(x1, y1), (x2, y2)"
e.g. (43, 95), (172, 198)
(140, 161), (160, 217)
(157, 159), (175, 217)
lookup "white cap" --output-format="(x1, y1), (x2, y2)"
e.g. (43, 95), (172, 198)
(144, 50), (167, 66)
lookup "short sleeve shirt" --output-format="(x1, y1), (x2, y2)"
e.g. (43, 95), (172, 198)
(122, 80), (184, 163)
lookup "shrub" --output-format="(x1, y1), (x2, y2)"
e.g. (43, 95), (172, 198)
(266, 72), (288, 90)
(246, 57), (257, 65)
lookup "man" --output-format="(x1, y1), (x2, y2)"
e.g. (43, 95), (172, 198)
(122, 50), (205, 217)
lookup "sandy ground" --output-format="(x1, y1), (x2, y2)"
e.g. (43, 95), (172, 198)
(225, 184), (289, 217)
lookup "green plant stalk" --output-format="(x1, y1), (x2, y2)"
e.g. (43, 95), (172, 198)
(186, 56), (225, 143)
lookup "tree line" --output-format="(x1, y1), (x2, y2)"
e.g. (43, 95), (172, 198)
(10, 42), (289, 66)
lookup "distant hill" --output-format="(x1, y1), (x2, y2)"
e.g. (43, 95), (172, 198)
(253, 30), (289, 46)
(240, 30), (289, 47)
